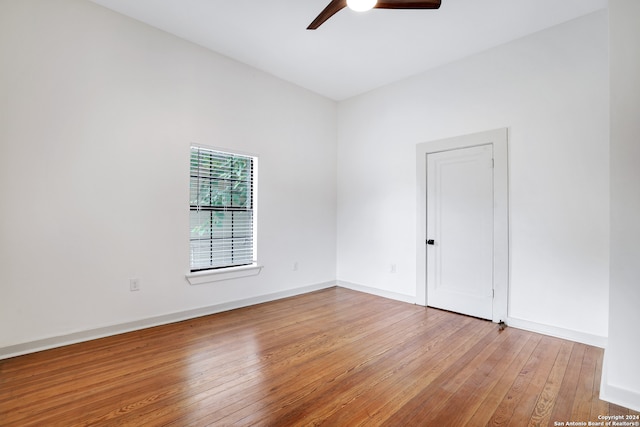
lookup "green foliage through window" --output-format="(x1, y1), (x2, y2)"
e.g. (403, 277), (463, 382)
(190, 147), (255, 271)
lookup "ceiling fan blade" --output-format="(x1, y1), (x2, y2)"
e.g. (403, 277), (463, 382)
(307, 0), (440, 30)
(375, 0), (441, 9)
(307, 0), (347, 30)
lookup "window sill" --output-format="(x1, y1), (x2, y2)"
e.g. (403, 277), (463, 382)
(186, 264), (263, 285)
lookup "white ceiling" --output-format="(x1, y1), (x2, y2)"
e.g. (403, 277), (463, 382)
(89, 0), (607, 101)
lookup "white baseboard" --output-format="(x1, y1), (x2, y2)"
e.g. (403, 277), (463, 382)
(600, 353), (640, 412)
(336, 283), (608, 349)
(337, 280), (417, 305)
(506, 316), (607, 348)
(1, 282), (611, 361)
(0, 281), (336, 360)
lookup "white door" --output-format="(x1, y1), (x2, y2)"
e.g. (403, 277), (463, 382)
(426, 144), (494, 320)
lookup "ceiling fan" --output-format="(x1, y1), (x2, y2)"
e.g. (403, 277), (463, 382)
(307, 0), (441, 30)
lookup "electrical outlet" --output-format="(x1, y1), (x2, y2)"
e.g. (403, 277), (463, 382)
(293, 261), (299, 271)
(129, 278), (140, 292)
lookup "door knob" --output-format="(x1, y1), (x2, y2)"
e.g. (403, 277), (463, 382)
(427, 239), (435, 245)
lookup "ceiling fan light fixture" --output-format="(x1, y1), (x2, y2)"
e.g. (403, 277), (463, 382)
(346, 0), (377, 12)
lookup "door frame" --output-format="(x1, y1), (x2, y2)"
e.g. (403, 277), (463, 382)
(416, 128), (509, 323)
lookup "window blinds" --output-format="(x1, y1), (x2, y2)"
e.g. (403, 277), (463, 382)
(189, 146), (255, 271)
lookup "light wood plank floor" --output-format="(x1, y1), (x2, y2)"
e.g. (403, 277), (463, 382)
(1, 287), (637, 426)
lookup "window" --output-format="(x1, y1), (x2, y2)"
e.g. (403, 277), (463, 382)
(189, 146), (256, 272)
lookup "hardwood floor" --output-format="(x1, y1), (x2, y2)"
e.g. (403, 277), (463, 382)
(1, 287), (637, 426)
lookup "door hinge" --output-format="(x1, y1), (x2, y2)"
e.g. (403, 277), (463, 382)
(492, 289), (495, 298)
(490, 158), (494, 169)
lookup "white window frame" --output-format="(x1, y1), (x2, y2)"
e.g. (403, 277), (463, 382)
(186, 145), (262, 285)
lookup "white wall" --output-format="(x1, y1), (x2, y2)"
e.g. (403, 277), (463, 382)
(337, 11), (609, 343)
(0, 0), (337, 352)
(603, 0), (640, 411)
